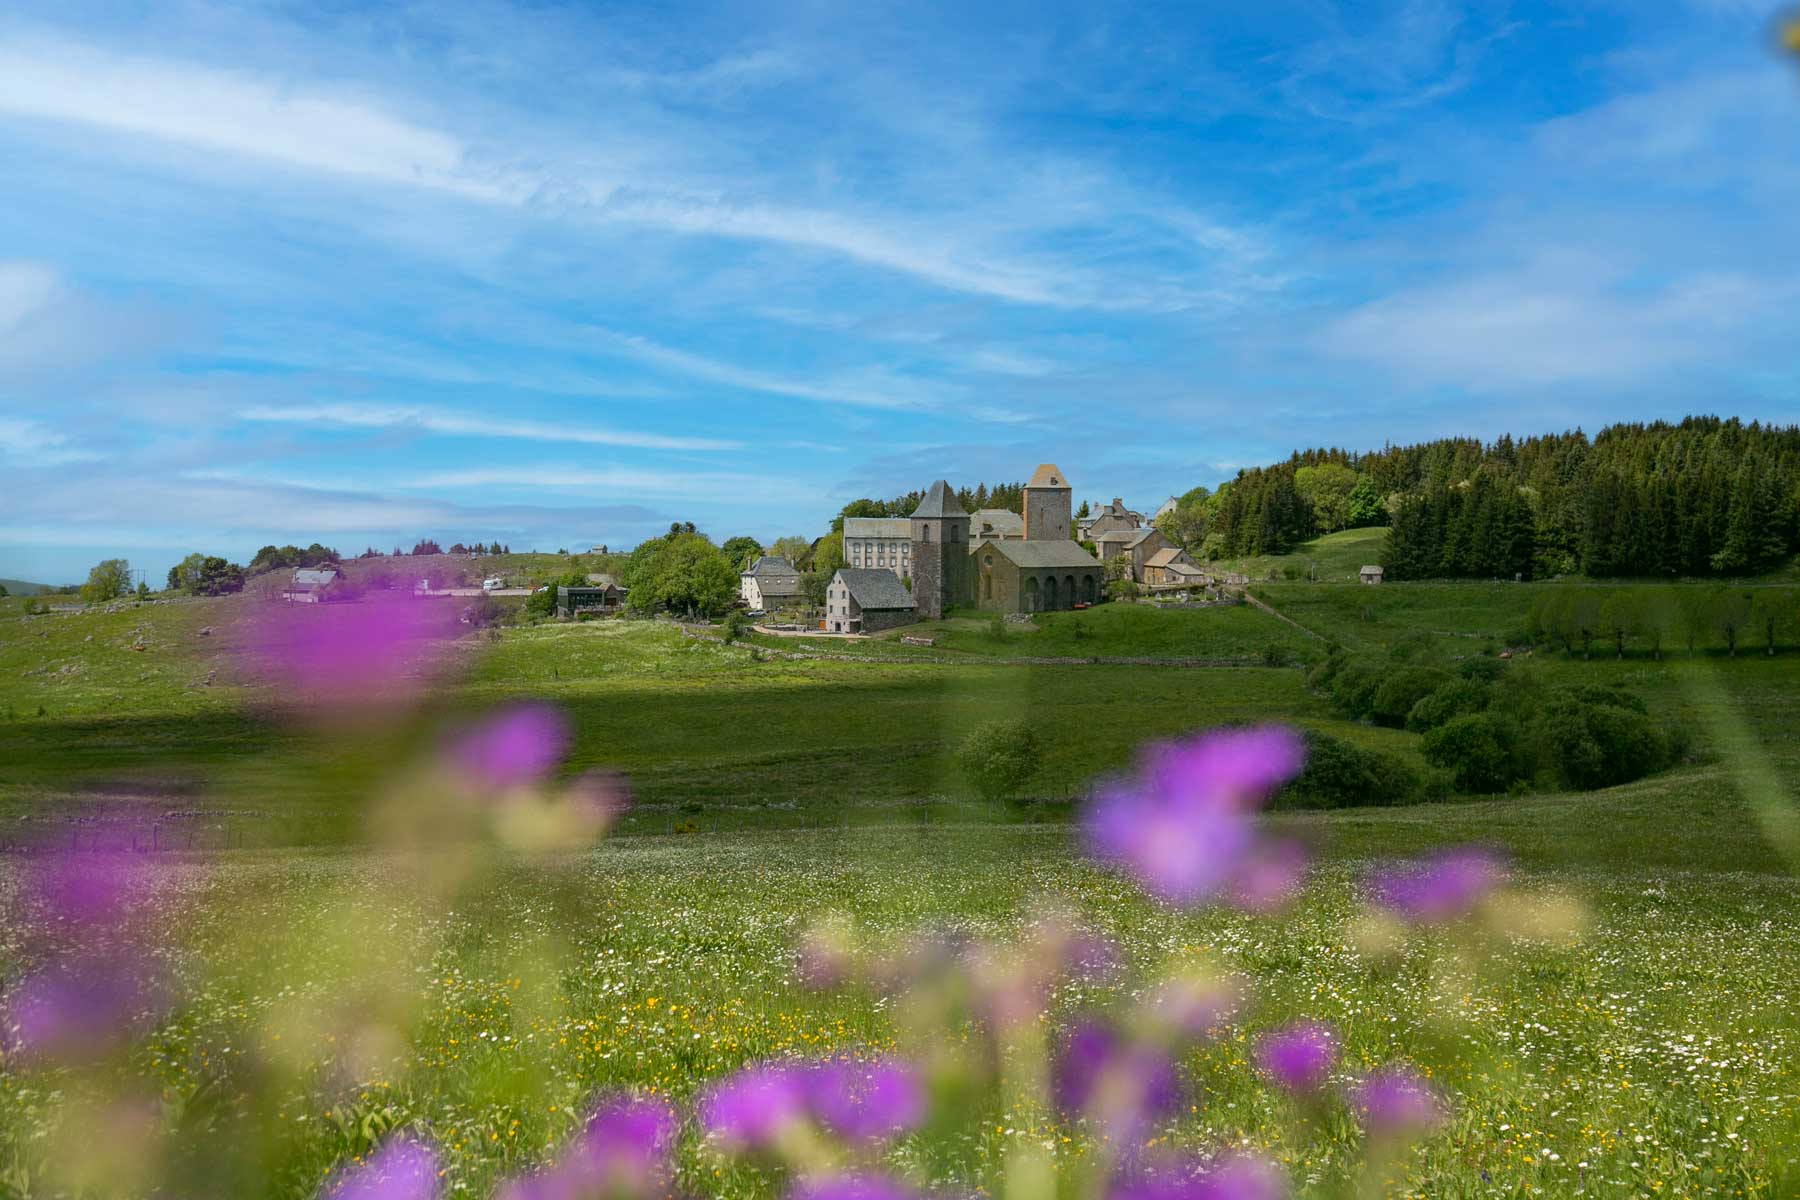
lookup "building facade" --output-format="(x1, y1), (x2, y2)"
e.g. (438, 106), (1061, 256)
(1023, 464), (1073, 542)
(842, 517), (913, 578)
(739, 555), (804, 610)
(910, 480), (972, 621)
(825, 568), (919, 633)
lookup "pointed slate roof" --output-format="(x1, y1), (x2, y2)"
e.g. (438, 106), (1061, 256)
(909, 479), (966, 519)
(743, 555), (798, 577)
(1026, 463), (1070, 489)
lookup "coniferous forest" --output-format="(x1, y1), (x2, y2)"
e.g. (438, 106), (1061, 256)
(1178, 417), (1800, 579)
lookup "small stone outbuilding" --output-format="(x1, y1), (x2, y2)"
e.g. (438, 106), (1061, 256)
(282, 568), (341, 603)
(825, 568), (919, 634)
(1360, 565), (1385, 585)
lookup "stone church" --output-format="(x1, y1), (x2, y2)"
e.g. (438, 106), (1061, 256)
(908, 464), (1104, 619)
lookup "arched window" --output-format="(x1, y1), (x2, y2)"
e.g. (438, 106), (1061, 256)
(1044, 575), (1058, 609)
(1084, 574), (1097, 603)
(1023, 576), (1039, 612)
(1064, 575), (1076, 608)
(921, 526), (932, 542)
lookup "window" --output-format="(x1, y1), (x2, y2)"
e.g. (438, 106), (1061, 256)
(920, 526), (932, 543)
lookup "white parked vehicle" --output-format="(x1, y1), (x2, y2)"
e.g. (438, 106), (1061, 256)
(482, 577), (505, 592)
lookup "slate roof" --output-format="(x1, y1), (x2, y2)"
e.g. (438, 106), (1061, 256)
(743, 555), (798, 577)
(835, 568), (918, 610)
(969, 509), (1024, 537)
(289, 568), (338, 591)
(1127, 528), (1161, 548)
(842, 517), (912, 539)
(909, 479), (966, 519)
(1026, 463), (1070, 489)
(987, 540), (1101, 569)
(1360, 565), (1385, 576)
(1145, 547), (1185, 567)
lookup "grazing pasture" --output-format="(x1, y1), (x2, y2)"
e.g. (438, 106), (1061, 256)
(1, 586), (1797, 1197)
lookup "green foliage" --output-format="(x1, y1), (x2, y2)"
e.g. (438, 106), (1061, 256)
(1530, 692), (1679, 791)
(955, 719), (1040, 802)
(622, 533), (736, 618)
(1456, 655), (1507, 683)
(168, 553), (246, 596)
(720, 609), (751, 643)
(802, 533), (845, 606)
(250, 543), (341, 574)
(1405, 678), (1490, 733)
(79, 558), (131, 605)
(1422, 712), (1523, 793)
(1369, 666), (1452, 727)
(135, 581), (150, 601)
(721, 536), (763, 569)
(1292, 463), (1360, 533)
(1270, 728), (1430, 809)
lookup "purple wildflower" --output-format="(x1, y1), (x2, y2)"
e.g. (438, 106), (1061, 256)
(1083, 727), (1304, 907)
(789, 1174), (919, 1200)
(1253, 1022), (1338, 1094)
(806, 1058), (925, 1142)
(700, 1063), (811, 1149)
(246, 593), (463, 711)
(1371, 848), (1503, 923)
(1350, 1067), (1446, 1138)
(33, 849), (146, 931)
(2, 952), (164, 1065)
(497, 1096), (676, 1200)
(325, 1136), (440, 1200)
(452, 705), (571, 789)
(1053, 1019), (1182, 1141)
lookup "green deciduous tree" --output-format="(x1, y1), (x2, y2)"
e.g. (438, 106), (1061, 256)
(79, 558), (131, 605)
(955, 719), (1040, 802)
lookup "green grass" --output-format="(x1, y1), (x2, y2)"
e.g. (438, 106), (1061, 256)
(4, 584), (1800, 1196)
(1207, 527), (1389, 583)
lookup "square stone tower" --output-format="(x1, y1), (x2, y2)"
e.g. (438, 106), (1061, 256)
(909, 479), (972, 620)
(1023, 463), (1073, 541)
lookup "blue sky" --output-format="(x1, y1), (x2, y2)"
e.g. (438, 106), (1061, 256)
(1, 0), (1797, 584)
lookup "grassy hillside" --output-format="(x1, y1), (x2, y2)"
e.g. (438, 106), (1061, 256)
(1206, 526), (1388, 582)
(0, 578), (58, 596)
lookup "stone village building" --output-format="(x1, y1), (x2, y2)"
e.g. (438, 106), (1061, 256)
(829, 464), (1105, 631)
(842, 517), (913, 578)
(739, 555), (805, 610)
(824, 568), (918, 633)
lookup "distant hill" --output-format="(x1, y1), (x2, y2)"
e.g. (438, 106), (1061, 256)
(0, 578), (58, 596)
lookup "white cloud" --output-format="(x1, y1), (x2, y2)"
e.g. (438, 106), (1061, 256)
(393, 464), (814, 503)
(0, 415), (99, 465)
(0, 37), (519, 203)
(0, 261), (59, 330)
(238, 402), (738, 451)
(1318, 268), (1777, 387)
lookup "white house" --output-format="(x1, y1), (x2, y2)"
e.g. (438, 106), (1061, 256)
(740, 555), (805, 610)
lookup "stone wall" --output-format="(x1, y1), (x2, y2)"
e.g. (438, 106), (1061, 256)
(860, 607), (918, 634)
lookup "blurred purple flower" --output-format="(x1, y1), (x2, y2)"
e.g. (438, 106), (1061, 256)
(700, 1063), (810, 1149)
(1224, 839), (1308, 913)
(2, 953), (163, 1065)
(790, 1174), (919, 1200)
(1054, 1020), (1181, 1142)
(1253, 1022), (1338, 1094)
(452, 705), (571, 789)
(246, 594), (463, 710)
(806, 1058), (925, 1142)
(33, 849), (145, 930)
(326, 1136), (439, 1200)
(1371, 849), (1503, 923)
(498, 1095), (676, 1200)
(1083, 727), (1304, 907)
(1350, 1067), (1446, 1138)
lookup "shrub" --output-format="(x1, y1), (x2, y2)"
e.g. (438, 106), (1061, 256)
(1422, 713), (1524, 793)
(721, 609), (750, 643)
(1325, 657), (1385, 719)
(1386, 632), (1440, 663)
(1529, 696), (1675, 791)
(956, 719), (1040, 803)
(1261, 642), (1289, 667)
(1405, 679), (1490, 733)
(1370, 667), (1453, 728)
(1271, 730), (1427, 809)
(1457, 656), (1507, 684)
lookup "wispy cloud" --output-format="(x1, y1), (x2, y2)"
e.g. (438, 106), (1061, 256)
(0, 415), (99, 465)
(238, 402), (739, 451)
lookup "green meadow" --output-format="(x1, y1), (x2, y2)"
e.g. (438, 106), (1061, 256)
(2, 574), (1799, 1196)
